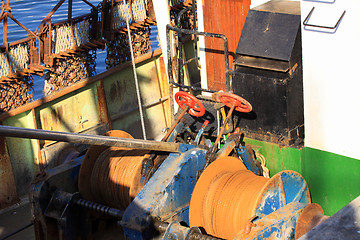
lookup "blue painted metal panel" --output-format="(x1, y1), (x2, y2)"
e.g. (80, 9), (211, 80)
(235, 202), (307, 240)
(121, 145), (207, 239)
(255, 171), (310, 218)
(168, 123), (184, 142)
(257, 187), (284, 217)
(237, 146), (259, 174)
(280, 171), (310, 204)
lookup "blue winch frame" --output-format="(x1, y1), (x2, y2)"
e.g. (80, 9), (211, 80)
(30, 139), (314, 240)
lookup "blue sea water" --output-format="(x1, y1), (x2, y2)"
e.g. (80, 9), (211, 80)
(1, 0), (159, 100)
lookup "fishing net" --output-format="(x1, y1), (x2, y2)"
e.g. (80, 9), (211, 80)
(0, 76), (34, 112)
(105, 27), (150, 69)
(0, 43), (30, 77)
(52, 17), (94, 54)
(170, 0), (196, 30)
(44, 51), (96, 96)
(106, 0), (152, 69)
(112, 0), (148, 29)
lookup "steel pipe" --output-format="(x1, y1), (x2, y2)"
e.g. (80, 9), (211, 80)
(67, 191), (221, 240)
(0, 125), (180, 152)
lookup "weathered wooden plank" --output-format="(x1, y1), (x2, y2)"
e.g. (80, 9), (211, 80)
(202, 0), (250, 91)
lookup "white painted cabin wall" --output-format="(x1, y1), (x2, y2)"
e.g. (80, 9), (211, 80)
(197, 0), (208, 94)
(251, 0), (271, 8)
(152, 0), (180, 113)
(152, 0), (171, 72)
(153, 0), (208, 94)
(301, 0), (360, 159)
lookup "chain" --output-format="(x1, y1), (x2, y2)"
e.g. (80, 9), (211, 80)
(0, 76), (34, 112)
(44, 51), (96, 96)
(105, 27), (151, 69)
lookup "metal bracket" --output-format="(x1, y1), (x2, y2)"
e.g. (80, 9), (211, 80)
(303, 7), (346, 30)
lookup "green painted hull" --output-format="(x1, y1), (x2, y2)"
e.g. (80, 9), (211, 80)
(245, 138), (360, 215)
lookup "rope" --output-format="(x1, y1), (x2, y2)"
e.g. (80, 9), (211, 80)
(189, 157), (270, 239)
(90, 147), (149, 209)
(255, 151), (270, 178)
(124, 0), (147, 140)
(216, 109), (221, 149)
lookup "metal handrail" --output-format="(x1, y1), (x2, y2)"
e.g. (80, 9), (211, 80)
(303, 7), (346, 30)
(166, 24), (231, 92)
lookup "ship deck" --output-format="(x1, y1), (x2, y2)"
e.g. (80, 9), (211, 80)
(0, 198), (34, 240)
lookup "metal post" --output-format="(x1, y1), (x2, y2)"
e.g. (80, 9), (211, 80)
(124, 0), (147, 140)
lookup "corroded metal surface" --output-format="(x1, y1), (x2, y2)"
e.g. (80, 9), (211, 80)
(170, 0), (196, 30)
(234, 202), (307, 239)
(298, 195), (360, 240)
(295, 203), (328, 239)
(0, 136), (19, 208)
(96, 80), (112, 130)
(122, 145), (206, 239)
(39, 84), (102, 143)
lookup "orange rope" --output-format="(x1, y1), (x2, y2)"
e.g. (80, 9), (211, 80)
(190, 157), (270, 239)
(89, 147), (149, 209)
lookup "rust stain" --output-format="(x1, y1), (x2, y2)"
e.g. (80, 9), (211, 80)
(158, 56), (171, 126)
(57, 105), (63, 122)
(41, 112), (48, 130)
(51, 108), (57, 124)
(295, 203), (328, 239)
(0, 136), (20, 209)
(31, 109), (44, 171)
(0, 50), (162, 122)
(96, 80), (112, 129)
(0, 134), (5, 155)
(109, 80), (127, 102)
(150, 65), (158, 84)
(109, 81), (119, 101)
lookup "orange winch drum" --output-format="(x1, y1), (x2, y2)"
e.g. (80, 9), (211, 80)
(78, 130), (150, 210)
(90, 148), (149, 209)
(189, 156), (311, 239)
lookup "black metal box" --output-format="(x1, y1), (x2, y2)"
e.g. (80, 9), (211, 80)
(232, 2), (304, 147)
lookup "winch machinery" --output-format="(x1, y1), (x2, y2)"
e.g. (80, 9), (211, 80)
(0, 91), (327, 239)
